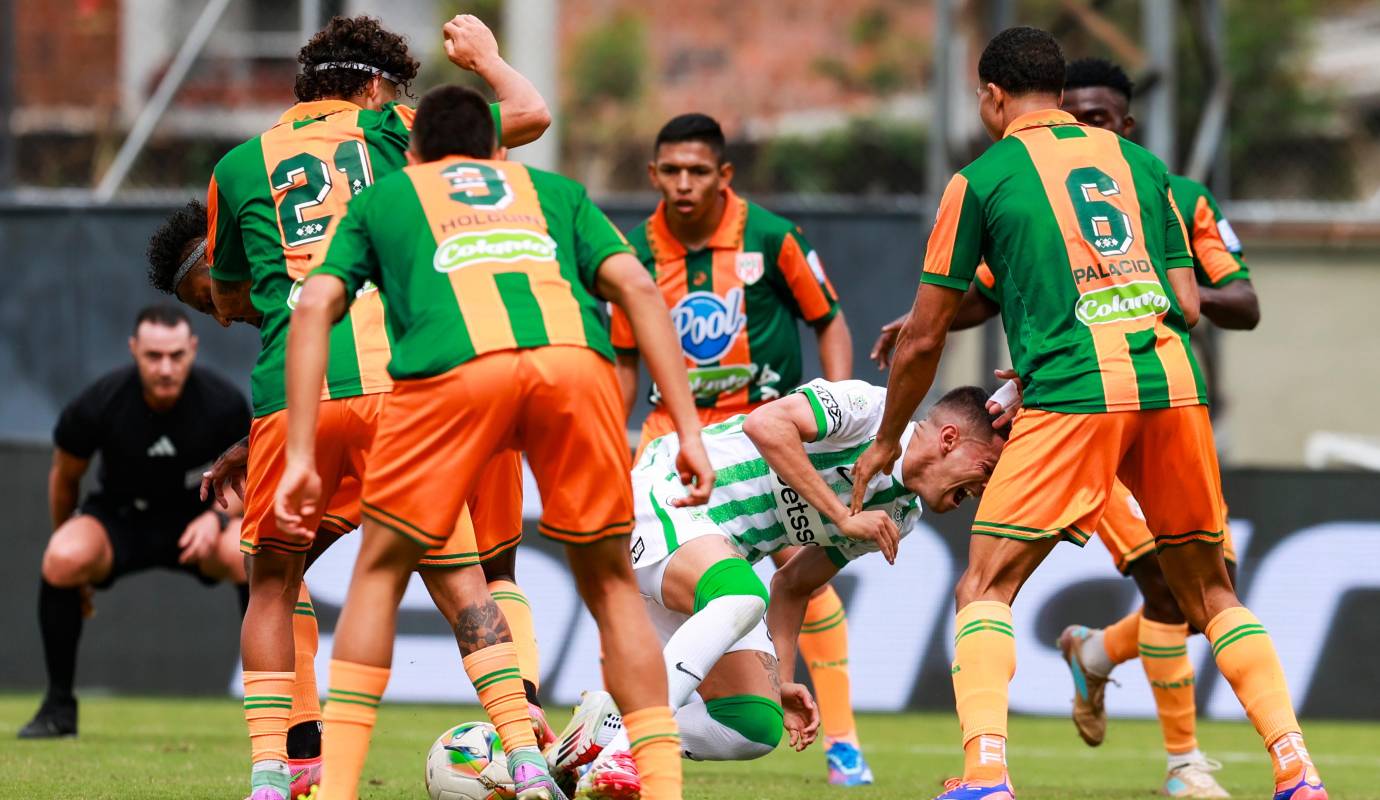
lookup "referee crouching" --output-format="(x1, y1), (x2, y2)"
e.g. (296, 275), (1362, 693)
(18, 305), (251, 738)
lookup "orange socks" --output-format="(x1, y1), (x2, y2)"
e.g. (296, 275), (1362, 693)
(243, 671), (294, 763)
(289, 584), (322, 730)
(799, 585), (857, 745)
(462, 642), (538, 752)
(489, 581), (541, 692)
(1138, 616), (1197, 753)
(623, 706), (682, 800)
(1205, 607), (1312, 784)
(953, 601), (1015, 782)
(320, 660), (390, 800)
(1103, 608), (1141, 665)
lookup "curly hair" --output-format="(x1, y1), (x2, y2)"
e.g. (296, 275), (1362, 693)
(1065, 57), (1135, 102)
(295, 15), (420, 102)
(978, 26), (1065, 97)
(147, 199), (207, 294)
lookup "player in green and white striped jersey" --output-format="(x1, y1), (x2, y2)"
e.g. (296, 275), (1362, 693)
(564, 380), (1009, 797)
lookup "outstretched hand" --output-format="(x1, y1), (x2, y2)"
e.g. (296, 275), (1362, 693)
(868, 314), (908, 370)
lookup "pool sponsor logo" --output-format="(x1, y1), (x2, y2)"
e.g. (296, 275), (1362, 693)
(433, 229), (557, 273)
(671, 288), (747, 364)
(1074, 280), (1171, 326)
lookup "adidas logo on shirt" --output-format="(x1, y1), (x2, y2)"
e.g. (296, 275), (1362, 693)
(146, 436), (177, 457)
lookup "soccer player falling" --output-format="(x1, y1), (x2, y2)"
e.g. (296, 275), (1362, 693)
(605, 112), (872, 786)
(276, 85), (715, 800)
(564, 379), (1007, 799)
(850, 26), (1325, 800)
(869, 56), (1264, 799)
(149, 14), (559, 800)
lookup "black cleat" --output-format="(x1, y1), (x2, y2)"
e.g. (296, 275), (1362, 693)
(17, 697), (77, 739)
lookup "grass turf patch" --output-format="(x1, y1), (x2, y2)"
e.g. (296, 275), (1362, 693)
(2, 694), (1377, 798)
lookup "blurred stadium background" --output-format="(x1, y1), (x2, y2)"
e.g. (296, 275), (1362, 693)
(1, 0), (1378, 726)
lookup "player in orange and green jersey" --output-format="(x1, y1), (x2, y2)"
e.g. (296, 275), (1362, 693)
(608, 113), (870, 786)
(276, 85), (716, 800)
(610, 114), (852, 452)
(849, 28), (1324, 800)
(199, 16), (556, 800)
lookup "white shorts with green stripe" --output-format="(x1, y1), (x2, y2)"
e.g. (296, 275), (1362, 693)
(630, 455), (730, 606)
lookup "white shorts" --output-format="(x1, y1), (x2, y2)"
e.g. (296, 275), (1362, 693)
(643, 597), (774, 657)
(629, 449), (732, 580)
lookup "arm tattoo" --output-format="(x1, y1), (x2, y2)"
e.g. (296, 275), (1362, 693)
(453, 596), (512, 656)
(756, 651), (781, 694)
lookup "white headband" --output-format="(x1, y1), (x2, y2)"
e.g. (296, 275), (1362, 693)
(173, 239), (207, 290)
(309, 61), (401, 84)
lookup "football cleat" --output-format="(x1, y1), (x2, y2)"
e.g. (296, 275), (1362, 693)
(511, 750), (570, 800)
(1273, 771), (1327, 800)
(826, 740), (874, 786)
(17, 696), (77, 739)
(1163, 757), (1229, 798)
(245, 788), (288, 800)
(287, 756), (322, 800)
(575, 750), (641, 800)
(545, 691), (624, 775)
(1057, 625), (1109, 746)
(934, 776), (1016, 800)
(531, 702), (558, 750)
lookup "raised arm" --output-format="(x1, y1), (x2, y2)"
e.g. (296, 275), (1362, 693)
(48, 448), (88, 531)
(597, 252), (713, 504)
(870, 284), (998, 370)
(442, 15), (551, 147)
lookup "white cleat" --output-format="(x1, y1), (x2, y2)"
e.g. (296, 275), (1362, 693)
(545, 691), (624, 776)
(1163, 757), (1230, 798)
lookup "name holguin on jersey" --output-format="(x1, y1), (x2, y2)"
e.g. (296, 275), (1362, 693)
(659, 287), (781, 402)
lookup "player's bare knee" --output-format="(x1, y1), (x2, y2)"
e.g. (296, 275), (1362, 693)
(42, 539), (96, 586)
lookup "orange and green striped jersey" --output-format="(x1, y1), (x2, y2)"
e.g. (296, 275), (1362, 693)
(609, 188), (840, 411)
(313, 157), (630, 379)
(207, 99), (501, 417)
(973, 175), (1250, 298)
(922, 109), (1204, 414)
(1167, 174), (1250, 288)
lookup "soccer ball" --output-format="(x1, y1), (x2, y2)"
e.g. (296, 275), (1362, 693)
(425, 721), (516, 800)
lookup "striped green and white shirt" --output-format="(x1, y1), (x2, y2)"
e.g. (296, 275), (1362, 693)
(638, 379), (922, 568)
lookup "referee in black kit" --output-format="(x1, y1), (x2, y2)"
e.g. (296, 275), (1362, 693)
(19, 305), (251, 739)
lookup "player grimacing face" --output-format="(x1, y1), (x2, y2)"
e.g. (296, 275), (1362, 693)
(900, 422), (1005, 514)
(129, 321), (197, 405)
(1061, 86), (1135, 137)
(649, 141), (732, 225)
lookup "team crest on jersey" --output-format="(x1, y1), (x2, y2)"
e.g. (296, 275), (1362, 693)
(735, 252), (765, 285)
(671, 288), (746, 364)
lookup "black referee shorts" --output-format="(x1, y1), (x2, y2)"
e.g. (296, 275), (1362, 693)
(79, 495), (220, 589)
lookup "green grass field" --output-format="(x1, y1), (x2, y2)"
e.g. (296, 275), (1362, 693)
(2, 694), (1377, 799)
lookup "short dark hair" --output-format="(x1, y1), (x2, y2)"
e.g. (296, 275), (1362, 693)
(294, 15), (420, 102)
(147, 199), (207, 295)
(410, 85), (496, 162)
(931, 385), (1012, 441)
(1065, 57), (1135, 102)
(654, 113), (726, 161)
(978, 26), (1066, 97)
(134, 304), (191, 334)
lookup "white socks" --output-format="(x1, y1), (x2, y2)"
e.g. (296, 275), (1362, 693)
(1168, 748), (1206, 769)
(1078, 628), (1114, 677)
(676, 700), (774, 762)
(662, 594), (767, 708)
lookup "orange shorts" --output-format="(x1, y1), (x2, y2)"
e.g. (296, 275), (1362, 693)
(471, 450), (525, 563)
(364, 346), (633, 548)
(1097, 480), (1237, 573)
(973, 405), (1226, 551)
(636, 404), (759, 461)
(241, 393), (482, 567)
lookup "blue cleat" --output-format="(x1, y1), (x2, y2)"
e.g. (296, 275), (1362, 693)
(933, 776), (1015, 800)
(1273, 772), (1327, 800)
(826, 740), (874, 786)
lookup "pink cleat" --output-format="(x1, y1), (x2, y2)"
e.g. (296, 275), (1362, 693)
(288, 756), (322, 800)
(576, 751), (641, 800)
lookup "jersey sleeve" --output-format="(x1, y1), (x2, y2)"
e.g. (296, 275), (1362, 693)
(52, 384), (103, 458)
(1162, 174), (1194, 272)
(974, 261), (998, 302)
(789, 378), (885, 444)
(1188, 191), (1250, 287)
(774, 228), (840, 323)
(571, 188), (635, 293)
(313, 184), (382, 296)
(205, 173), (251, 282)
(920, 173), (983, 291)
